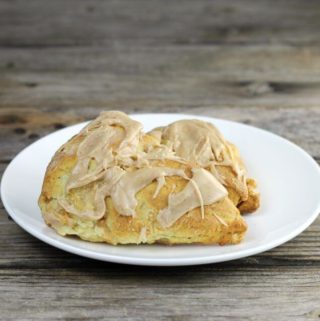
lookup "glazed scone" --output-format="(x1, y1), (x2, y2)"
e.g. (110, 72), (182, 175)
(39, 111), (252, 245)
(148, 119), (260, 213)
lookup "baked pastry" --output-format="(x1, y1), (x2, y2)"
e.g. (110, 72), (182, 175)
(39, 111), (259, 245)
(148, 120), (260, 213)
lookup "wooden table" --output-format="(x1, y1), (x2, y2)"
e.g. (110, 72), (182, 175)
(1, 1), (320, 320)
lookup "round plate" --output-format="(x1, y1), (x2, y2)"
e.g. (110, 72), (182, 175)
(2, 113), (320, 266)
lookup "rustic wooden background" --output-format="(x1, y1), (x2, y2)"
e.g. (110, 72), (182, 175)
(1, 1), (320, 320)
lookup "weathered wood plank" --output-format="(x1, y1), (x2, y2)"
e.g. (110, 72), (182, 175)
(2, 70), (320, 107)
(1, 0), (320, 47)
(1, 45), (320, 79)
(0, 264), (319, 321)
(1, 46), (320, 110)
(1, 107), (319, 160)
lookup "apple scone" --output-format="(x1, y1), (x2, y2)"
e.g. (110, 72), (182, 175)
(39, 111), (259, 245)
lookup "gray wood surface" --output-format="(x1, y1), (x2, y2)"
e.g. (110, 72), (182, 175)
(1, 1), (320, 320)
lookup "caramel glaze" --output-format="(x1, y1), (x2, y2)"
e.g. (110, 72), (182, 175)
(58, 112), (237, 228)
(149, 119), (249, 202)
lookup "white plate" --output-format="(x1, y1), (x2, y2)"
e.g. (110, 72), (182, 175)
(2, 113), (320, 266)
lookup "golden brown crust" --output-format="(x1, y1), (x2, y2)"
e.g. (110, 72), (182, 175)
(39, 137), (247, 245)
(149, 123), (260, 214)
(220, 142), (260, 213)
(238, 179), (260, 214)
(38, 113), (259, 246)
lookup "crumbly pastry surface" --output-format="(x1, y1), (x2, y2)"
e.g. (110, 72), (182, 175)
(39, 111), (259, 245)
(148, 120), (260, 213)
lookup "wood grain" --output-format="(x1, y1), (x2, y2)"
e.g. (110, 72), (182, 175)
(0, 266), (319, 321)
(1, 0), (320, 320)
(1, 46), (320, 111)
(1, 0), (320, 47)
(1, 106), (319, 160)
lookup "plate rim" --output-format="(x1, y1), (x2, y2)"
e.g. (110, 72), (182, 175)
(2, 113), (320, 266)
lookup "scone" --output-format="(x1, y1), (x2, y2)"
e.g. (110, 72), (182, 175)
(38, 111), (256, 245)
(148, 119), (260, 213)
